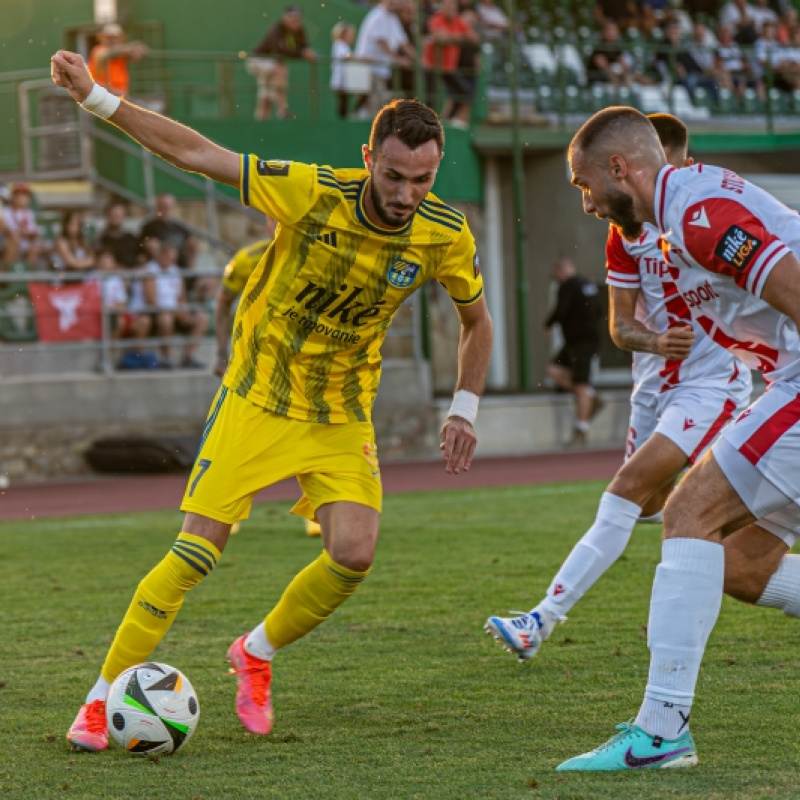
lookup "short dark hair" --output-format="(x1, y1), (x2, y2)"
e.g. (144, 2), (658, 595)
(570, 105), (653, 156)
(369, 99), (445, 154)
(647, 113), (689, 153)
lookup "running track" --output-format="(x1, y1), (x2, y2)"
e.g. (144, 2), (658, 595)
(0, 449), (623, 522)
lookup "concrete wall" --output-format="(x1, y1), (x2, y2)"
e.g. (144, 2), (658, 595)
(0, 359), (436, 481)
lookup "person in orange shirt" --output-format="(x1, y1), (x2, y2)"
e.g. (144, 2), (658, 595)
(88, 23), (148, 96)
(423, 0), (480, 127)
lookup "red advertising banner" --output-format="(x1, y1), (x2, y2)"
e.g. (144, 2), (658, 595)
(29, 281), (103, 342)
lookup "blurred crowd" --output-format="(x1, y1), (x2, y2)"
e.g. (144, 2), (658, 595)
(0, 185), (211, 370)
(246, 0), (508, 125)
(581, 0), (800, 103)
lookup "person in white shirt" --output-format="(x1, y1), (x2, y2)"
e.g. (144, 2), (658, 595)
(138, 243), (208, 369)
(92, 247), (151, 347)
(475, 0), (510, 39)
(330, 22), (357, 119)
(3, 183), (46, 268)
(353, 0), (415, 115)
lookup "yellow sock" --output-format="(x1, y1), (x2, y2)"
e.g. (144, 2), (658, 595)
(265, 550), (369, 650)
(100, 532), (221, 682)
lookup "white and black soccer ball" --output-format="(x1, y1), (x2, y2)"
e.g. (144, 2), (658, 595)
(105, 662), (200, 755)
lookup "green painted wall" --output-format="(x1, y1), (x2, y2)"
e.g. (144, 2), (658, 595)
(128, 0), (365, 56)
(0, 0), (92, 72)
(96, 119), (483, 203)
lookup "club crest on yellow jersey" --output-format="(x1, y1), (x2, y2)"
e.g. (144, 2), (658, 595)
(387, 257), (421, 288)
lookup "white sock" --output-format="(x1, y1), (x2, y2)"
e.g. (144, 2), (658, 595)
(540, 492), (642, 619)
(638, 511), (663, 525)
(244, 622), (277, 661)
(575, 420), (590, 432)
(636, 537), (724, 739)
(85, 675), (111, 703)
(756, 554), (800, 617)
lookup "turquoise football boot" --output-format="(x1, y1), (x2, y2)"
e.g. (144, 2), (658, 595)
(556, 720), (698, 771)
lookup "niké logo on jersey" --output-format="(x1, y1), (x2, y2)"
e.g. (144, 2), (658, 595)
(714, 225), (761, 271)
(256, 159), (290, 177)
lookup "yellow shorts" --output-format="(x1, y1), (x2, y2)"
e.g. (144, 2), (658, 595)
(181, 387), (382, 524)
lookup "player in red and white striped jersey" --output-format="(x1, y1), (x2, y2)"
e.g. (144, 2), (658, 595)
(554, 106), (800, 771)
(485, 115), (752, 668)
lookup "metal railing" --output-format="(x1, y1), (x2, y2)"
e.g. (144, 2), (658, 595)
(0, 269), (421, 377)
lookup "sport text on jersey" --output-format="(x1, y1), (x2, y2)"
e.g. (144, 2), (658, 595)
(714, 225), (762, 271)
(281, 281), (388, 345)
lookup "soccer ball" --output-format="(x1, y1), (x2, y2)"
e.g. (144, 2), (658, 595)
(105, 662), (200, 755)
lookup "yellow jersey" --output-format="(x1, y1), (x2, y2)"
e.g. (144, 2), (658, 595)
(222, 238), (273, 296)
(225, 155), (484, 425)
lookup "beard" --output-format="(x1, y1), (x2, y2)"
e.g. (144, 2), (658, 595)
(605, 184), (642, 241)
(369, 180), (415, 227)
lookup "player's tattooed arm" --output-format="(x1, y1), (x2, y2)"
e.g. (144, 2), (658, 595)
(609, 286), (694, 359)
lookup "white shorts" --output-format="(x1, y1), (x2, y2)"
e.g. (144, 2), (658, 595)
(626, 378), (751, 465)
(713, 379), (800, 547)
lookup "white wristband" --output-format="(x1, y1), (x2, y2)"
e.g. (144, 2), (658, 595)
(80, 83), (121, 120)
(447, 389), (479, 426)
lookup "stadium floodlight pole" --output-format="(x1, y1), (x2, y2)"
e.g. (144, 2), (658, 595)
(506, 0), (531, 390)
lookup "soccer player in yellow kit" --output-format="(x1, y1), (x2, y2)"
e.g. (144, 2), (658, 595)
(52, 49), (492, 749)
(214, 220), (322, 535)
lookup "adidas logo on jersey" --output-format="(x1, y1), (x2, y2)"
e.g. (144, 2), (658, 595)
(317, 231), (338, 248)
(689, 207), (710, 228)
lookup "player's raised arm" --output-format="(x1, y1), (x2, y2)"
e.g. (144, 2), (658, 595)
(439, 295), (493, 475)
(609, 285), (694, 359)
(51, 50), (240, 188)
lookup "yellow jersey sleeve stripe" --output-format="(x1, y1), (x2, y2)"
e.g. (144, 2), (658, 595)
(449, 286), (484, 306)
(417, 208), (463, 232)
(420, 199), (465, 224)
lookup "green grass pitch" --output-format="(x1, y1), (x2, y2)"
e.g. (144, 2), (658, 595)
(2, 480), (800, 799)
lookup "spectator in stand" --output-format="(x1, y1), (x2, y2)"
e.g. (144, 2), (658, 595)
(586, 20), (640, 86)
(640, 0), (671, 36)
(544, 256), (604, 447)
(715, 24), (754, 99)
(330, 22), (358, 119)
(754, 19), (782, 85)
(396, 0), (418, 98)
(95, 200), (141, 269)
(593, 0), (639, 31)
(353, 0), (415, 116)
(776, 6), (799, 45)
(687, 18), (718, 67)
(719, 0), (771, 44)
(446, 5), (481, 128)
(3, 183), (46, 268)
(247, 6), (317, 121)
(772, 24), (800, 89)
(475, 0), (510, 39)
(654, 17), (721, 101)
(87, 23), (148, 96)
(0, 196), (19, 270)
(423, 0), (480, 127)
(134, 243), (208, 370)
(140, 193), (214, 300)
(52, 210), (95, 274)
(92, 247), (151, 345)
